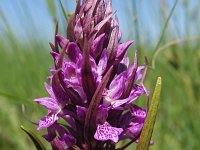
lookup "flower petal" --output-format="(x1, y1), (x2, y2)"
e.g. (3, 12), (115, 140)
(38, 113), (59, 130)
(76, 106), (87, 122)
(120, 56), (129, 68)
(108, 75), (125, 99)
(50, 137), (67, 150)
(130, 105), (146, 119)
(91, 33), (105, 58)
(107, 21), (119, 66)
(44, 82), (55, 99)
(63, 62), (80, 86)
(120, 122), (143, 140)
(67, 42), (82, 63)
(116, 40), (133, 63)
(111, 84), (146, 108)
(52, 72), (69, 107)
(34, 97), (59, 111)
(96, 106), (108, 124)
(118, 111), (132, 128)
(127, 122), (143, 137)
(94, 0), (106, 24)
(128, 65), (145, 81)
(74, 17), (83, 41)
(97, 48), (107, 75)
(63, 133), (77, 148)
(56, 34), (69, 48)
(94, 121), (123, 143)
(135, 66), (145, 81)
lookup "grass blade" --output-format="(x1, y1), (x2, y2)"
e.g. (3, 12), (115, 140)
(0, 90), (30, 104)
(152, 36), (200, 69)
(58, 0), (69, 23)
(20, 125), (46, 150)
(46, 0), (56, 18)
(153, 0), (178, 53)
(136, 77), (162, 150)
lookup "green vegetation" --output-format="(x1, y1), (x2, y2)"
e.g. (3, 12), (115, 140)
(0, 0), (200, 149)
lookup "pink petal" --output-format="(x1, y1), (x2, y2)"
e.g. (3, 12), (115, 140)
(56, 34), (69, 48)
(94, 122), (123, 143)
(44, 82), (55, 99)
(136, 66), (145, 81)
(66, 42), (82, 63)
(111, 84), (146, 108)
(108, 75), (125, 99)
(38, 113), (59, 130)
(97, 48), (107, 75)
(76, 106), (87, 122)
(130, 105), (146, 119)
(116, 40), (133, 62)
(74, 18), (83, 41)
(34, 97), (59, 111)
(91, 33), (105, 58)
(128, 122), (143, 135)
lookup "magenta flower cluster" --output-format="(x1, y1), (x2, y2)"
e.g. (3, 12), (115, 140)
(34, 0), (149, 149)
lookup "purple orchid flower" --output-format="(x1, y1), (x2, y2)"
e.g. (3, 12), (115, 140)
(34, 0), (150, 149)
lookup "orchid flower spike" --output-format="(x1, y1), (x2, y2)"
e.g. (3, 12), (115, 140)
(34, 0), (150, 149)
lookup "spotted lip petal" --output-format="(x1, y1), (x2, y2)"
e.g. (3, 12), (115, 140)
(37, 113), (59, 130)
(94, 121), (123, 143)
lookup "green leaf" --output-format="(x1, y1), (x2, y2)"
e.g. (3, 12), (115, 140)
(136, 77), (162, 150)
(20, 125), (46, 150)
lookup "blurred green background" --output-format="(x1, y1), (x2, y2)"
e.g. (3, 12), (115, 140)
(0, 0), (200, 149)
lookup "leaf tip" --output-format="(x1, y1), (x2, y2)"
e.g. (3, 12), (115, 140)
(157, 77), (162, 85)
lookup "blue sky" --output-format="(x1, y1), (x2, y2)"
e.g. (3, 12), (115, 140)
(0, 0), (199, 47)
